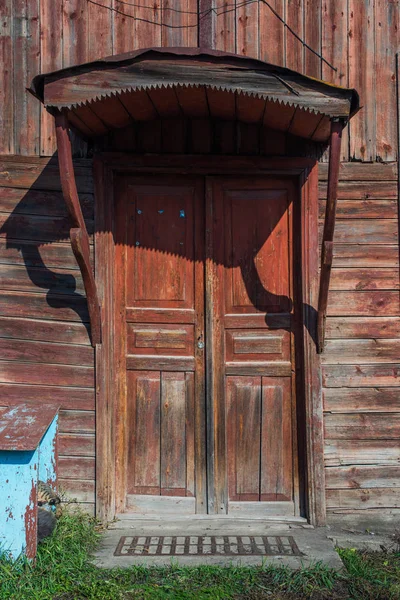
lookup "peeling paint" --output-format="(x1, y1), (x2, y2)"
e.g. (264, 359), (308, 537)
(0, 407), (58, 560)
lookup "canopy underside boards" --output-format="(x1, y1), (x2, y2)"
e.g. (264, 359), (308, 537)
(29, 49), (358, 144)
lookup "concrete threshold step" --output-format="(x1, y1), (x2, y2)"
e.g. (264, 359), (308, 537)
(95, 525), (343, 570)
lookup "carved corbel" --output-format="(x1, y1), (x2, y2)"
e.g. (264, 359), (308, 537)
(317, 118), (344, 353)
(55, 112), (101, 346)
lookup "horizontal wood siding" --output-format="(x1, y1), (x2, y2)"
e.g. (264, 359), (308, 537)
(0, 155), (95, 509)
(320, 162), (400, 523)
(1, 1), (399, 162)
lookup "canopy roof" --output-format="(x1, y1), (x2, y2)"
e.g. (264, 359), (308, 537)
(30, 47), (359, 143)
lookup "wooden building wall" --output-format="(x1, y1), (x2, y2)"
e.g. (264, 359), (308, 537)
(0, 156), (96, 513)
(0, 0), (399, 525)
(1, 0), (399, 162)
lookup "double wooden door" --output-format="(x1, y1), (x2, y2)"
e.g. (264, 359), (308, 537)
(114, 174), (299, 517)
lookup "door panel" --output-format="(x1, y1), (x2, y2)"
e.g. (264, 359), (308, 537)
(208, 177), (297, 516)
(114, 174), (299, 518)
(115, 176), (205, 514)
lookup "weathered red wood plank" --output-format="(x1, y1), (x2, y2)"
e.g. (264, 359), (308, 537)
(0, 383), (94, 410)
(327, 291), (400, 316)
(0, 240), (79, 270)
(59, 456), (95, 480)
(319, 221), (398, 244)
(0, 158), (93, 193)
(375, 0), (399, 162)
(286, 0), (304, 72)
(59, 433), (95, 457)
(324, 387), (400, 412)
(0, 0), (13, 153)
(0, 360), (94, 388)
(236, 0), (259, 58)
(113, 0), (135, 53)
(319, 181), (398, 199)
(0, 187), (94, 218)
(329, 245), (399, 267)
(160, 372), (187, 493)
(349, 0), (376, 161)
(0, 264), (84, 296)
(62, 0), (87, 67)
(13, 0), (40, 155)
(325, 316), (400, 339)
(0, 290), (89, 322)
(214, 0), (236, 52)
(58, 409), (95, 433)
(325, 439), (400, 466)
(261, 377), (292, 501)
(325, 465), (400, 490)
(0, 338), (94, 367)
(322, 0), (349, 160)
(319, 199), (398, 219)
(259, 0), (285, 66)
(322, 339), (400, 364)
(40, 0), (62, 155)
(0, 213), (94, 243)
(58, 479), (95, 503)
(326, 488), (400, 509)
(329, 268), (399, 290)
(318, 162), (398, 181)
(304, 0), (321, 77)
(323, 364), (400, 387)
(324, 413), (400, 439)
(162, 0), (198, 47)
(128, 371), (161, 494)
(227, 377), (261, 501)
(87, 0), (112, 60)
(0, 316), (90, 346)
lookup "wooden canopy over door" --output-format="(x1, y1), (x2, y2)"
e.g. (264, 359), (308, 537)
(111, 172), (299, 518)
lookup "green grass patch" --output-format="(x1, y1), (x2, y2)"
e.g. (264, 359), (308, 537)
(0, 513), (399, 599)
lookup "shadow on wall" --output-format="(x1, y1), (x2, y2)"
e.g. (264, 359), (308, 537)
(0, 153), (92, 341)
(0, 151), (318, 348)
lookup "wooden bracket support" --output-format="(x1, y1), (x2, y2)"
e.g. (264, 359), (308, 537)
(317, 119), (344, 354)
(55, 112), (101, 346)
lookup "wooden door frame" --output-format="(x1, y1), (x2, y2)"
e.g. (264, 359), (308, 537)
(93, 154), (324, 526)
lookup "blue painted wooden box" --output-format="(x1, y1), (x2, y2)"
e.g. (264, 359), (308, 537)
(0, 404), (59, 559)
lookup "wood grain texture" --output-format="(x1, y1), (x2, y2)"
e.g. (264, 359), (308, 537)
(326, 488), (400, 509)
(0, 383), (94, 410)
(236, 0), (259, 58)
(329, 245), (399, 267)
(323, 364), (400, 387)
(349, 0), (376, 161)
(304, 0), (321, 77)
(13, 0), (40, 155)
(325, 317), (400, 339)
(322, 339), (400, 364)
(329, 268), (399, 290)
(375, 0), (399, 161)
(0, 0), (13, 153)
(324, 413), (400, 439)
(327, 291), (400, 316)
(324, 387), (400, 412)
(322, 0), (349, 160)
(325, 440), (400, 466)
(0, 360), (94, 387)
(259, 0), (285, 66)
(40, 0), (62, 155)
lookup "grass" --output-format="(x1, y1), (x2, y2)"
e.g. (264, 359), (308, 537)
(0, 513), (399, 599)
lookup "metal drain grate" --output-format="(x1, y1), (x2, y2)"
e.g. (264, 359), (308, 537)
(114, 535), (303, 557)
